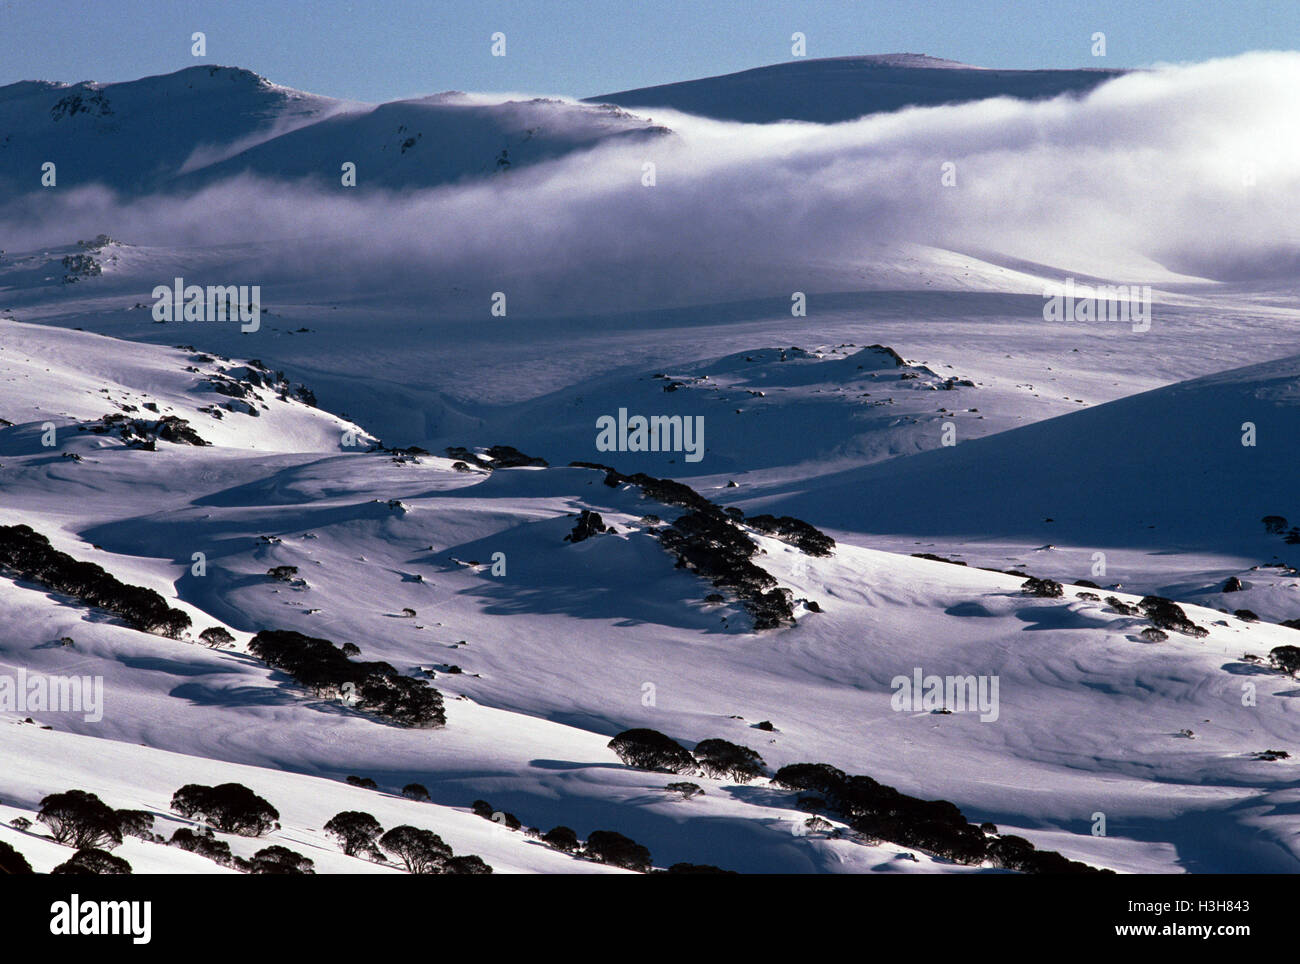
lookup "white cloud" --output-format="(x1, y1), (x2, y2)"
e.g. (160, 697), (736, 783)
(4, 51), (1297, 310)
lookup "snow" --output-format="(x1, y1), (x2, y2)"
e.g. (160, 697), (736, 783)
(587, 53), (1126, 123)
(1, 51), (1299, 874)
(0, 65), (663, 195)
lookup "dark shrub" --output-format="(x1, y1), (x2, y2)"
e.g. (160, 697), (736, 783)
(1106, 596), (1141, 615)
(585, 830), (652, 872)
(749, 587), (796, 630)
(665, 782), (704, 799)
(656, 509), (794, 629)
(345, 775), (378, 789)
(471, 800), (495, 819)
(401, 783), (431, 801)
(692, 739), (765, 783)
(444, 854), (493, 874)
(772, 763), (848, 796)
(446, 444), (546, 470)
(356, 673), (446, 727)
(170, 783), (279, 836)
(1140, 627), (1168, 642)
(0, 840), (32, 874)
(835, 773), (905, 819)
(1017, 849), (1100, 874)
(38, 790), (123, 850)
(564, 510), (610, 543)
(493, 811), (522, 831)
(249, 845), (314, 874)
(776, 760), (1106, 874)
(1269, 646), (1300, 676)
(913, 552), (967, 566)
(542, 826), (580, 852)
(115, 809), (154, 840)
(744, 514), (835, 556)
(1262, 515), (1289, 535)
(249, 629), (356, 694)
(1234, 609), (1259, 622)
(597, 468), (714, 513)
(169, 828), (234, 866)
(574, 469), (803, 629)
(483, 444), (547, 468)
(198, 626), (235, 648)
(379, 825), (452, 873)
(987, 834), (1037, 871)
(324, 811), (384, 857)
(51, 848), (131, 874)
(1075, 579), (1101, 589)
(0, 524), (191, 638)
(890, 820), (986, 865)
(249, 629), (445, 727)
(1222, 577), (1244, 593)
(608, 728), (696, 774)
(1139, 596), (1207, 637)
(1021, 577), (1064, 598)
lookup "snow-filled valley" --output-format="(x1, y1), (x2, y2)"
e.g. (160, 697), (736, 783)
(2, 49), (1300, 877)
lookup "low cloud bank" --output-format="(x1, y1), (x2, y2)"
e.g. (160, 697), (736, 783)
(3, 52), (1297, 312)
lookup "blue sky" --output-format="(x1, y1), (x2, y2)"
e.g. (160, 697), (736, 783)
(2, 0), (1297, 101)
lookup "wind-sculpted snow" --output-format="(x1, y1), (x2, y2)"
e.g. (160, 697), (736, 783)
(5, 316), (1300, 872)
(761, 352), (1300, 560)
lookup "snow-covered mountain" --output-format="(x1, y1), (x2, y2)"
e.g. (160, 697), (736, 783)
(0, 65), (667, 196)
(588, 53), (1126, 122)
(2, 50), (1300, 877)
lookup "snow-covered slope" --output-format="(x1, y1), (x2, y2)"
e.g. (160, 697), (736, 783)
(588, 54), (1125, 123)
(707, 344), (1300, 632)
(0, 66), (335, 194)
(0, 66), (666, 196)
(4, 317), (1300, 875)
(176, 94), (668, 191)
(751, 353), (1300, 582)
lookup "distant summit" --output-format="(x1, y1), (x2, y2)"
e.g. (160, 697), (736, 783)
(0, 65), (664, 195)
(588, 54), (1126, 123)
(823, 52), (983, 69)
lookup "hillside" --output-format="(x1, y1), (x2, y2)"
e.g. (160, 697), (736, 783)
(588, 53), (1126, 123)
(0, 65), (666, 196)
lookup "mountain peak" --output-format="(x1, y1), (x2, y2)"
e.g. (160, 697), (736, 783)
(829, 52), (981, 69)
(589, 54), (1124, 123)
